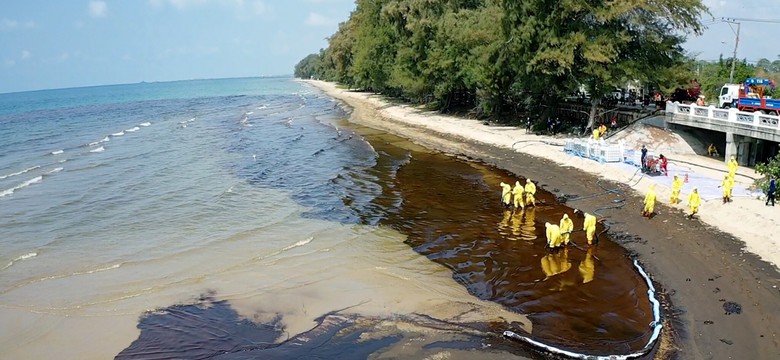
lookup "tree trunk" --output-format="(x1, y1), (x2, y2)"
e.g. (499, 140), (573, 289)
(586, 98), (601, 131)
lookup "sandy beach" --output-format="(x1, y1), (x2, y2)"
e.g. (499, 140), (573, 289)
(306, 79), (780, 359)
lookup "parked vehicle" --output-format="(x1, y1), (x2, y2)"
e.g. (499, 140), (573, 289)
(719, 78), (780, 115)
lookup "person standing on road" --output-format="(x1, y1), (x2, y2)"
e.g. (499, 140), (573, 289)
(642, 185), (657, 217)
(766, 178), (776, 206)
(687, 187), (701, 219)
(671, 174), (683, 204)
(727, 155), (738, 178)
(640, 145), (648, 172)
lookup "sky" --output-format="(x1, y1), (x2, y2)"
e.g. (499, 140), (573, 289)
(1, 0), (779, 94)
(0, 0), (356, 94)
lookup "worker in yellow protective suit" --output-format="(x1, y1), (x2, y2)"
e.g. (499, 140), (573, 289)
(671, 174), (683, 204)
(598, 123), (607, 138)
(545, 222), (563, 248)
(500, 182), (512, 207)
(512, 181), (525, 210)
(642, 184), (657, 217)
(574, 209), (598, 245)
(727, 155), (738, 178)
(578, 246), (596, 284)
(559, 213), (574, 246)
(592, 128), (601, 141)
(720, 174), (734, 203)
(687, 187), (701, 219)
(524, 179), (537, 207)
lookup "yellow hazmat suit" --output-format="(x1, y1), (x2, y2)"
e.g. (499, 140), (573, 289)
(671, 175), (683, 204)
(559, 214), (574, 245)
(524, 179), (537, 207)
(512, 181), (525, 209)
(643, 185), (657, 217)
(583, 212), (597, 245)
(500, 182), (512, 207)
(688, 187), (701, 217)
(578, 247), (596, 284)
(727, 156), (738, 178)
(545, 222), (562, 248)
(592, 128), (600, 141)
(721, 175), (734, 202)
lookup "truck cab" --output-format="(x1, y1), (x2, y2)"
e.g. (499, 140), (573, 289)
(718, 84), (740, 108)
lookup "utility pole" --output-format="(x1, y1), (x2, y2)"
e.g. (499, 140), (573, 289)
(723, 18), (741, 83)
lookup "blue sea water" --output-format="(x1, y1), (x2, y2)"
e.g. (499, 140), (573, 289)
(0, 77), (528, 360)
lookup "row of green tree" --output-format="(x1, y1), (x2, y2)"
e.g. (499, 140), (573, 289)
(295, 0), (708, 129)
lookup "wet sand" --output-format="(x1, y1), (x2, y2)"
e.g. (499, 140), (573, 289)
(307, 81), (780, 359)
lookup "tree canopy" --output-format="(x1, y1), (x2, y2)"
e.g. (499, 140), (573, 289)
(294, 0), (708, 125)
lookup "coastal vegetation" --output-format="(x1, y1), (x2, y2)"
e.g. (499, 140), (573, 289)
(295, 0), (707, 128)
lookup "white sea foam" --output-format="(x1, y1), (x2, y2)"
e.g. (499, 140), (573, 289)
(0, 175), (43, 198)
(1, 252), (38, 271)
(111, 131), (124, 137)
(281, 237), (313, 252)
(254, 237), (315, 261)
(125, 127), (140, 132)
(50, 150), (64, 155)
(139, 122), (151, 127)
(100, 136), (110, 143)
(34, 263), (123, 283)
(257, 105), (268, 110)
(47, 167), (63, 174)
(0, 165), (40, 180)
(89, 146), (105, 153)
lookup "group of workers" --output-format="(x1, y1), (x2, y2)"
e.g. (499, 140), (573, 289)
(591, 123), (608, 141)
(500, 179), (537, 210)
(643, 180), (701, 219)
(544, 210), (600, 250)
(642, 155), (740, 219)
(498, 179), (600, 250)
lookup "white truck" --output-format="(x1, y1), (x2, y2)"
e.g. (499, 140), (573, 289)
(718, 84), (740, 108)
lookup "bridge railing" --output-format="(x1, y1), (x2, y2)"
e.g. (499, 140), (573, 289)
(665, 101), (780, 131)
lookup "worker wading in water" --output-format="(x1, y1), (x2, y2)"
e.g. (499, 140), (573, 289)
(559, 213), (574, 246)
(671, 174), (683, 204)
(573, 209), (601, 245)
(642, 185), (657, 217)
(687, 187), (701, 219)
(512, 181), (525, 210)
(500, 182), (512, 208)
(545, 222), (563, 249)
(524, 178), (537, 207)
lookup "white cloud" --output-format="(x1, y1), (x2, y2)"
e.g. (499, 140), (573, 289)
(89, 1), (108, 18)
(1, 18), (36, 30)
(20, 50), (31, 60)
(305, 12), (331, 27)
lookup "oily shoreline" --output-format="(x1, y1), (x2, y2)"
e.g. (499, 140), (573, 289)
(307, 80), (780, 359)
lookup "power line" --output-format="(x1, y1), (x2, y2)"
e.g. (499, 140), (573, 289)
(710, 17), (780, 24)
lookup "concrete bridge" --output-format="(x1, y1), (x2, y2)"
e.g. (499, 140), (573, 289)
(664, 101), (780, 167)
